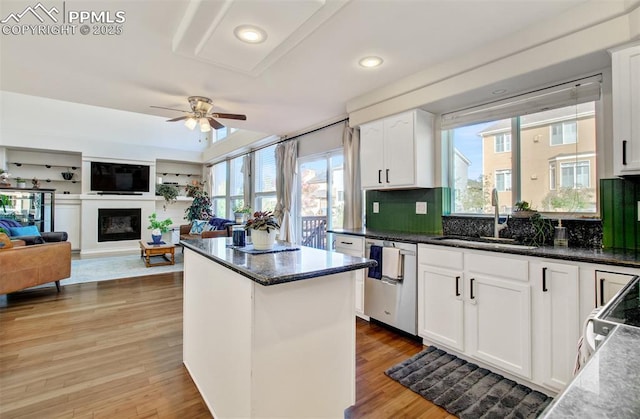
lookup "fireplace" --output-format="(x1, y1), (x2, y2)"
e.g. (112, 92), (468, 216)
(98, 208), (141, 242)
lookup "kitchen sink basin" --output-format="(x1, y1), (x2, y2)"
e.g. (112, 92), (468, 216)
(433, 237), (538, 250)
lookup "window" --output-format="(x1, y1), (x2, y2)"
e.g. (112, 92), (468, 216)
(560, 161), (590, 189)
(447, 98), (597, 215)
(210, 161), (227, 217)
(298, 151), (344, 249)
(494, 133), (511, 153)
(495, 169), (511, 192)
(550, 121), (577, 145)
(254, 144), (277, 212)
(214, 127), (238, 143)
(228, 156), (245, 216)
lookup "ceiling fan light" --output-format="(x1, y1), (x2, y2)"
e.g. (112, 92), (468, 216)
(199, 118), (211, 132)
(184, 118), (198, 130)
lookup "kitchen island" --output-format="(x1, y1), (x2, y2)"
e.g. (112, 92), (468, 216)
(180, 238), (376, 419)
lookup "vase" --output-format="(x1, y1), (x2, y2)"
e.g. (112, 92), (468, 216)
(151, 229), (162, 244)
(251, 229), (278, 250)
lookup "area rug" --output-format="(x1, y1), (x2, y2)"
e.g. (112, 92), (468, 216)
(57, 253), (184, 286)
(386, 346), (553, 419)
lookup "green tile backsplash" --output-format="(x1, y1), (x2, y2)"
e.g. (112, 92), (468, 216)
(365, 188), (449, 234)
(600, 178), (640, 250)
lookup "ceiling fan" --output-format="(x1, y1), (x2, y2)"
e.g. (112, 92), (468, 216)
(151, 96), (247, 132)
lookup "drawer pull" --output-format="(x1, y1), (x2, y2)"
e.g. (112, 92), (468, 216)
(470, 278), (475, 300)
(386, 169), (390, 183)
(600, 277), (605, 306)
(378, 169), (382, 184)
(455, 276), (461, 297)
(623, 140), (627, 165)
(340, 241), (353, 245)
(542, 267), (548, 292)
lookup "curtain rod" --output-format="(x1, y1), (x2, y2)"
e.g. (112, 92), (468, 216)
(207, 117), (349, 166)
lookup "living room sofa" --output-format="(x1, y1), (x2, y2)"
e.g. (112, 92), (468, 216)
(0, 241), (72, 294)
(179, 217), (234, 241)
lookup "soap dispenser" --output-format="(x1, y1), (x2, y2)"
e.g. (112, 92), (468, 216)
(554, 220), (568, 247)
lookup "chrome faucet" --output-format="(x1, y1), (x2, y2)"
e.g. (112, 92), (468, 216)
(491, 188), (508, 238)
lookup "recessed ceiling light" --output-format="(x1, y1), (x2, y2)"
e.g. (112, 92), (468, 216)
(234, 25), (267, 44)
(359, 56), (383, 68)
(492, 89), (508, 95)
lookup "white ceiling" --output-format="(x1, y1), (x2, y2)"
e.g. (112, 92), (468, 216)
(0, 0), (599, 139)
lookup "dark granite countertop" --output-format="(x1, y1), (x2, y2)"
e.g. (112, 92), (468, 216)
(181, 237), (377, 286)
(330, 228), (640, 269)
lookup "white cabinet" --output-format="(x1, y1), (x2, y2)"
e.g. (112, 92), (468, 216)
(612, 44), (640, 175)
(55, 198), (81, 250)
(465, 252), (531, 379)
(531, 260), (579, 392)
(418, 246), (464, 351)
(334, 234), (367, 319)
(595, 270), (636, 307)
(359, 109), (434, 189)
(418, 245), (531, 379)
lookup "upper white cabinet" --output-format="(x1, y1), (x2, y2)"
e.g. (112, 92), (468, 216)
(360, 109), (434, 189)
(612, 44), (640, 176)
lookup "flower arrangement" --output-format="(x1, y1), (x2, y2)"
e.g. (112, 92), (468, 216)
(243, 211), (280, 233)
(147, 213), (173, 234)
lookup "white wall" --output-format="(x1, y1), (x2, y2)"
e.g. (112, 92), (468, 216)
(0, 91), (206, 162)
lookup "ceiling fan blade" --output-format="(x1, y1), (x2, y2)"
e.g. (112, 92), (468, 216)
(167, 116), (190, 122)
(150, 105), (191, 113)
(207, 117), (225, 130)
(211, 113), (247, 121)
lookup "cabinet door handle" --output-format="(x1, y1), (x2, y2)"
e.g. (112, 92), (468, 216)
(600, 277), (605, 306)
(455, 276), (461, 297)
(470, 278), (475, 299)
(622, 140), (627, 165)
(542, 267), (548, 292)
(340, 241), (353, 245)
(378, 169), (382, 184)
(385, 169), (390, 183)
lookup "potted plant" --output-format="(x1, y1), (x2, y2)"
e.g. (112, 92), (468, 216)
(15, 177), (26, 188)
(148, 212), (173, 244)
(184, 182), (213, 222)
(244, 211), (280, 250)
(233, 204), (252, 224)
(512, 201), (537, 218)
(0, 194), (10, 213)
(156, 183), (179, 210)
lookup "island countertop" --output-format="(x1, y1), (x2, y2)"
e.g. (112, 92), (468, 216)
(181, 237), (376, 286)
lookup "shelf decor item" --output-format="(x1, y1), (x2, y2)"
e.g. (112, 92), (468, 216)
(0, 169), (11, 188)
(15, 178), (26, 189)
(148, 213), (173, 244)
(61, 171), (74, 181)
(156, 183), (179, 210)
(244, 211), (280, 250)
(512, 201), (538, 219)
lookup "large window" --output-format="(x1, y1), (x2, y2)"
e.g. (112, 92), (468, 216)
(254, 144), (277, 212)
(447, 101), (597, 214)
(228, 156), (245, 215)
(210, 161), (227, 217)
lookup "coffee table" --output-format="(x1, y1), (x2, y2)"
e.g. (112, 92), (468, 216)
(139, 240), (175, 267)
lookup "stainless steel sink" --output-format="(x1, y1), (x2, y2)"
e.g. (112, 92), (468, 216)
(433, 237), (538, 250)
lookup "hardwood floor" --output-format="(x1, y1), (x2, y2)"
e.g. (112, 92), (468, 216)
(0, 273), (452, 419)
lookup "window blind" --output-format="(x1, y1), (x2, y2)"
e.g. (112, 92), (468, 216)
(441, 74), (602, 130)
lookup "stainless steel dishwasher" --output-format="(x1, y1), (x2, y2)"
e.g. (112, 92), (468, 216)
(364, 239), (417, 335)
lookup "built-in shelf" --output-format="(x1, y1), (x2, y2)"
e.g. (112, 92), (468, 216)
(157, 172), (200, 177)
(10, 162), (80, 170)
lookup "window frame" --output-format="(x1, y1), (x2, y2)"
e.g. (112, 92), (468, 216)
(550, 121), (577, 146)
(494, 132), (512, 153)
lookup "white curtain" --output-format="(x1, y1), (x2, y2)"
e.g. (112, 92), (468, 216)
(343, 124), (362, 229)
(275, 140), (298, 242)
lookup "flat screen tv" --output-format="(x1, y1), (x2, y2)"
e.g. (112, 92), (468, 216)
(90, 161), (150, 193)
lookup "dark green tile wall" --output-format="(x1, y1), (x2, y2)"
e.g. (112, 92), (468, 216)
(365, 188), (450, 234)
(600, 178), (640, 250)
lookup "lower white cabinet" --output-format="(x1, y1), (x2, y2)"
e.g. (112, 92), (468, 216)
(334, 234), (367, 319)
(418, 264), (464, 351)
(595, 270), (636, 307)
(531, 260), (579, 392)
(55, 198), (81, 250)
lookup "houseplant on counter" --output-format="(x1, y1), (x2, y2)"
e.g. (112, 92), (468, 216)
(244, 211), (280, 250)
(233, 204), (252, 224)
(148, 213), (173, 244)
